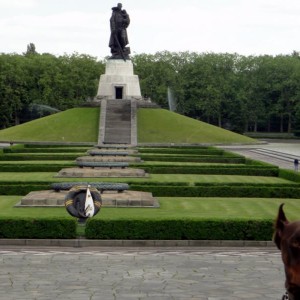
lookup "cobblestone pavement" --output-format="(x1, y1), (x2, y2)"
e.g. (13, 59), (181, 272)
(0, 247), (285, 300)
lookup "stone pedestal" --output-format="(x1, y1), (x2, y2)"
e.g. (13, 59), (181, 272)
(96, 60), (142, 100)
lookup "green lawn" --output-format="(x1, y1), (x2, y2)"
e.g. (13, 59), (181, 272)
(137, 109), (256, 144)
(0, 108), (99, 143)
(0, 107), (256, 144)
(3, 196), (300, 221)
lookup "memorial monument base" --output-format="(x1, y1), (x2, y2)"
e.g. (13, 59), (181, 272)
(17, 190), (159, 208)
(96, 59), (142, 100)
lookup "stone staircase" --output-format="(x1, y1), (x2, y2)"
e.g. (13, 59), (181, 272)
(102, 100), (133, 144)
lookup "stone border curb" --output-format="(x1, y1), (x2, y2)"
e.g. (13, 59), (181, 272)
(0, 239), (275, 248)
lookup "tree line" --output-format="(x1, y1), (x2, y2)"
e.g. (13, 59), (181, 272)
(1, 48), (300, 134)
(0, 49), (104, 128)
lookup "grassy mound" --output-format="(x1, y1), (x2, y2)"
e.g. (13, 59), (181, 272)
(0, 107), (256, 144)
(0, 108), (99, 143)
(137, 109), (256, 144)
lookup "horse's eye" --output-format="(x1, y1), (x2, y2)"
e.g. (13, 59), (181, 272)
(291, 239), (300, 249)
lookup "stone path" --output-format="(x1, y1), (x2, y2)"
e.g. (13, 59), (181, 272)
(0, 246), (285, 299)
(219, 139), (300, 170)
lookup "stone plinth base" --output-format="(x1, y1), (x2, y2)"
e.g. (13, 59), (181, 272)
(17, 190), (158, 208)
(96, 60), (142, 100)
(88, 148), (139, 155)
(76, 156), (141, 163)
(95, 144), (134, 149)
(55, 167), (147, 178)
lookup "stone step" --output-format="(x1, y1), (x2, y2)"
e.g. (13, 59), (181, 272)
(77, 156), (141, 162)
(56, 167), (147, 178)
(18, 190), (159, 208)
(104, 137), (131, 144)
(102, 100), (133, 146)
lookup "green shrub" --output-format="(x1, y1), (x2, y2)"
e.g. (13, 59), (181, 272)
(138, 148), (225, 155)
(126, 181), (189, 187)
(279, 169), (300, 183)
(0, 154), (79, 161)
(3, 148), (88, 153)
(129, 185), (300, 198)
(136, 165), (278, 176)
(139, 155), (246, 163)
(85, 219), (273, 240)
(0, 184), (51, 195)
(0, 218), (77, 238)
(0, 163), (74, 172)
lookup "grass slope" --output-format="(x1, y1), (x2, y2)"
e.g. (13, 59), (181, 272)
(138, 109), (256, 144)
(0, 108), (99, 143)
(0, 107), (255, 144)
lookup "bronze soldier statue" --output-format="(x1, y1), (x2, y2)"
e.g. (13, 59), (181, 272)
(109, 3), (130, 60)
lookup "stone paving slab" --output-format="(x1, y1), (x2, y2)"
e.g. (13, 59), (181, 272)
(0, 247), (285, 299)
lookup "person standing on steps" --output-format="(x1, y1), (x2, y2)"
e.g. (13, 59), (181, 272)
(294, 158), (299, 171)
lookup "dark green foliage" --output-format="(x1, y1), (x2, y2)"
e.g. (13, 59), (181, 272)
(85, 219), (273, 240)
(137, 165), (278, 176)
(0, 218), (77, 238)
(139, 155), (246, 163)
(0, 163), (74, 172)
(138, 148), (224, 155)
(0, 184), (51, 195)
(0, 53), (104, 129)
(279, 169), (300, 183)
(0, 154), (80, 161)
(3, 148), (88, 153)
(129, 185), (300, 198)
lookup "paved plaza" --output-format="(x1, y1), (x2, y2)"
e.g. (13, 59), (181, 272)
(0, 246), (285, 300)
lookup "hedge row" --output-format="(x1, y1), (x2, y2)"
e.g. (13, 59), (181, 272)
(0, 184), (51, 195)
(0, 164), (74, 172)
(129, 185), (300, 198)
(2, 182), (299, 196)
(85, 219), (273, 240)
(24, 144), (91, 148)
(279, 169), (300, 183)
(0, 218), (77, 238)
(3, 148), (88, 153)
(0, 154), (80, 161)
(139, 155), (246, 164)
(138, 148), (225, 155)
(137, 166), (278, 176)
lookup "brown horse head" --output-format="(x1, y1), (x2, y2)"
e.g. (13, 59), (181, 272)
(274, 203), (300, 300)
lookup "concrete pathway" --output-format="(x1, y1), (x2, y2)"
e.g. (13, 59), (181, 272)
(219, 139), (300, 170)
(0, 246), (285, 300)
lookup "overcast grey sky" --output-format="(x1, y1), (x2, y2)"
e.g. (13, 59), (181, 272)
(0, 0), (299, 60)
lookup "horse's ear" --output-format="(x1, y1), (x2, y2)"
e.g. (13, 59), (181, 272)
(273, 203), (289, 249)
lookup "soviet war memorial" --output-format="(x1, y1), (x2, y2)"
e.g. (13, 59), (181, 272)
(1, 2), (300, 299)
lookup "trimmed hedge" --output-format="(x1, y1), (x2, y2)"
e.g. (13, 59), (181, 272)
(138, 148), (225, 155)
(3, 148), (88, 153)
(24, 144), (91, 149)
(127, 181), (189, 187)
(136, 165), (278, 176)
(0, 154), (80, 161)
(85, 219), (273, 240)
(0, 218), (77, 238)
(129, 185), (300, 198)
(279, 169), (300, 183)
(0, 163), (74, 172)
(139, 155), (246, 164)
(0, 184), (51, 195)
